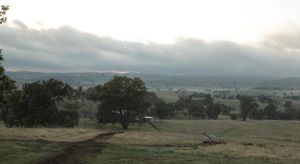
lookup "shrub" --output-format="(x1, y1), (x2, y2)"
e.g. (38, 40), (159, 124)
(229, 113), (239, 120)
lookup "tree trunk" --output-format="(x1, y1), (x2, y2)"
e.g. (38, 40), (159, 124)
(120, 121), (128, 129)
(120, 115), (129, 130)
(242, 116), (246, 121)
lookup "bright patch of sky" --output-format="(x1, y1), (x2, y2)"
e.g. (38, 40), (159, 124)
(3, 0), (300, 44)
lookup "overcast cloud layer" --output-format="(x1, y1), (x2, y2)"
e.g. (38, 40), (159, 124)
(0, 20), (300, 78)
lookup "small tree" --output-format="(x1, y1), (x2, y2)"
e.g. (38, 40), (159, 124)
(263, 103), (278, 119)
(249, 108), (264, 120)
(151, 99), (175, 119)
(283, 101), (298, 120)
(96, 76), (149, 129)
(0, 90), (23, 126)
(207, 103), (222, 120)
(240, 96), (258, 121)
(187, 99), (206, 119)
(229, 113), (238, 120)
(286, 108), (298, 120)
(284, 101), (292, 110)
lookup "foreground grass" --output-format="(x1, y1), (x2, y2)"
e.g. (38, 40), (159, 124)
(103, 120), (300, 161)
(0, 127), (104, 142)
(1, 120), (300, 163)
(0, 140), (62, 164)
(81, 144), (299, 164)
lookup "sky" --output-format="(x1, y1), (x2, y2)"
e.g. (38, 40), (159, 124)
(1, 0), (300, 78)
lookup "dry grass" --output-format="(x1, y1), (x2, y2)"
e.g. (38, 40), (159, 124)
(155, 91), (179, 102)
(0, 127), (104, 142)
(104, 131), (201, 146)
(1, 120), (300, 162)
(105, 131), (300, 160)
(104, 120), (300, 160)
(200, 143), (300, 160)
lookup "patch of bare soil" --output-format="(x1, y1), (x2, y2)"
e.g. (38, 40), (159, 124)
(38, 131), (123, 164)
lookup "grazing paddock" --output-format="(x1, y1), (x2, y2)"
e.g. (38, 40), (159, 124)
(80, 144), (300, 164)
(1, 120), (300, 163)
(0, 127), (104, 142)
(101, 120), (300, 162)
(155, 91), (179, 103)
(215, 99), (240, 111)
(0, 140), (63, 164)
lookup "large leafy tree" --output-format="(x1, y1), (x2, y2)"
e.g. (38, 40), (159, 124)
(0, 3), (15, 118)
(1, 79), (78, 127)
(96, 76), (149, 129)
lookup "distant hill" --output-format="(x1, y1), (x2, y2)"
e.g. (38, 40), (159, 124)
(256, 77), (300, 89)
(7, 71), (267, 90)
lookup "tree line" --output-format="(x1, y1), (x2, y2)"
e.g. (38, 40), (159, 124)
(236, 96), (300, 121)
(148, 93), (233, 120)
(1, 72), (300, 129)
(0, 72), (230, 129)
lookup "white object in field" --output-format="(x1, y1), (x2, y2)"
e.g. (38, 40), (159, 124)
(143, 116), (153, 123)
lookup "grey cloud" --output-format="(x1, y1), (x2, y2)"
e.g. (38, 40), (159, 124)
(1, 20), (300, 78)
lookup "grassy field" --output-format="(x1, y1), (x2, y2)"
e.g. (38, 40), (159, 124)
(80, 144), (298, 164)
(154, 90), (298, 113)
(80, 120), (300, 163)
(0, 140), (63, 164)
(0, 126), (107, 164)
(0, 127), (105, 142)
(1, 120), (300, 163)
(155, 91), (179, 103)
(215, 99), (240, 111)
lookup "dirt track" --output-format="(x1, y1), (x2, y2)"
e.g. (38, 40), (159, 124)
(38, 131), (123, 164)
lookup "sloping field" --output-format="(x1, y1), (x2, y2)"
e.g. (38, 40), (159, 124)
(1, 120), (300, 163)
(98, 120), (300, 163)
(0, 127), (104, 142)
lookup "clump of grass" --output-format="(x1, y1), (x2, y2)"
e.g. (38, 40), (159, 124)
(0, 127), (105, 142)
(191, 144), (198, 149)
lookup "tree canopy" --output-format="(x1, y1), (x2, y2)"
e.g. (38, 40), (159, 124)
(96, 76), (149, 129)
(240, 96), (259, 121)
(0, 4), (9, 24)
(0, 3), (16, 123)
(0, 79), (78, 127)
(175, 93), (223, 120)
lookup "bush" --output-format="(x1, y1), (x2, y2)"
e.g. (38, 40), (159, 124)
(229, 113), (239, 120)
(151, 99), (175, 119)
(56, 110), (79, 127)
(250, 108), (264, 120)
